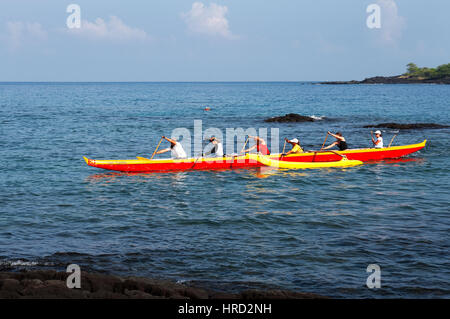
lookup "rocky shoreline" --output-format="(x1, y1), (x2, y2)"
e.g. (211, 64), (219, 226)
(264, 113), (323, 123)
(321, 75), (450, 85)
(0, 270), (325, 299)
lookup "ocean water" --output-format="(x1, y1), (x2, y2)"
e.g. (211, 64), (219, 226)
(0, 82), (449, 298)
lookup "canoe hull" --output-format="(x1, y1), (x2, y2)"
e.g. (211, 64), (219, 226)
(84, 155), (261, 172)
(248, 154), (363, 169)
(281, 140), (426, 163)
(84, 140), (426, 172)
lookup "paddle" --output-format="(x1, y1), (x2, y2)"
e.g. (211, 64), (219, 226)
(388, 134), (397, 147)
(190, 152), (204, 169)
(328, 150), (347, 159)
(240, 136), (250, 153)
(320, 132), (329, 151)
(281, 139), (287, 157)
(307, 149), (347, 161)
(150, 137), (164, 160)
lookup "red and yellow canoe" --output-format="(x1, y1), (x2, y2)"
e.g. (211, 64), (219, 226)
(84, 140), (426, 172)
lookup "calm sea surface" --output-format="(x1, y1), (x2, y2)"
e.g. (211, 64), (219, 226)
(0, 82), (449, 298)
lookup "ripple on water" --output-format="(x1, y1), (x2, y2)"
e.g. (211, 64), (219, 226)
(0, 83), (449, 298)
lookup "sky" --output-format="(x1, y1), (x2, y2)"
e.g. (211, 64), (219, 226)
(0, 0), (449, 81)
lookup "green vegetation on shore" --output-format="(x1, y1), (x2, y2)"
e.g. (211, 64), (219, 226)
(405, 62), (450, 79)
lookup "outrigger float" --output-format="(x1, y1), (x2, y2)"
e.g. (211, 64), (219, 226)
(83, 140), (426, 172)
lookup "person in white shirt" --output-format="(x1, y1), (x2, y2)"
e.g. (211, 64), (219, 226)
(155, 136), (187, 159)
(371, 130), (384, 148)
(204, 136), (224, 157)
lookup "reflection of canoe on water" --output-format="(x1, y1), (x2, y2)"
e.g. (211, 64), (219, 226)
(83, 140), (426, 172)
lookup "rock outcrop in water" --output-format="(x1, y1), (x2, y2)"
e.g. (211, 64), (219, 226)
(321, 62), (450, 84)
(0, 271), (325, 299)
(264, 113), (317, 123)
(363, 123), (449, 130)
(322, 76), (450, 85)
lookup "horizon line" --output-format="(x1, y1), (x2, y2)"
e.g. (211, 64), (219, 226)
(0, 80), (323, 83)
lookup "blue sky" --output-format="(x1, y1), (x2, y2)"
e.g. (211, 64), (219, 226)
(0, 0), (448, 81)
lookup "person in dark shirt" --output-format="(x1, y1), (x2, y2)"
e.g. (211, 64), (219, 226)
(204, 136), (224, 157)
(322, 131), (348, 151)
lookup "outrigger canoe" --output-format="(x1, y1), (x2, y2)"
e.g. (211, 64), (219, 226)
(83, 140), (425, 173)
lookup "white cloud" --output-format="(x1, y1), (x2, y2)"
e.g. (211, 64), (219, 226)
(5, 21), (47, 50)
(377, 0), (406, 44)
(68, 16), (148, 42)
(181, 2), (236, 39)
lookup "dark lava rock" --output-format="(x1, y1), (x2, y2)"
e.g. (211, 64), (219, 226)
(0, 278), (22, 298)
(321, 75), (450, 85)
(319, 80), (360, 85)
(360, 75), (450, 84)
(0, 270), (326, 299)
(240, 289), (325, 299)
(0, 278), (21, 293)
(363, 123), (449, 130)
(81, 272), (123, 293)
(265, 113), (316, 123)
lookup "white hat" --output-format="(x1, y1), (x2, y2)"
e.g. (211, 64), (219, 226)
(375, 130), (382, 135)
(289, 138), (299, 144)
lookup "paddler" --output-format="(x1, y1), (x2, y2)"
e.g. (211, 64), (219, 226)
(322, 131), (348, 151)
(155, 136), (187, 159)
(282, 138), (303, 155)
(204, 136), (224, 157)
(241, 136), (270, 155)
(371, 130), (384, 148)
